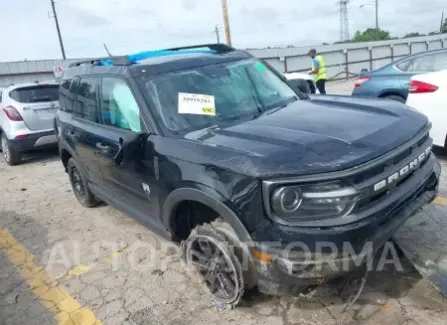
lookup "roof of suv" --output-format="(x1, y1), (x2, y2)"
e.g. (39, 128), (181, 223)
(65, 44), (254, 78)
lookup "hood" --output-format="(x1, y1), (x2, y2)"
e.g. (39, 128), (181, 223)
(167, 95), (429, 178)
(284, 72), (313, 81)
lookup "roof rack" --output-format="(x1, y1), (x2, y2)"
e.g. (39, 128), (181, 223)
(68, 44), (235, 68)
(164, 44), (235, 54)
(69, 56), (131, 68)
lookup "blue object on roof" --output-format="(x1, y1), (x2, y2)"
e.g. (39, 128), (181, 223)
(98, 49), (216, 66)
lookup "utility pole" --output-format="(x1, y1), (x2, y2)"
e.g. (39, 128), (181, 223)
(339, 1), (350, 42)
(214, 25), (220, 43)
(441, 11), (445, 33)
(375, 0), (379, 41)
(50, 0), (66, 59)
(221, 0), (232, 46)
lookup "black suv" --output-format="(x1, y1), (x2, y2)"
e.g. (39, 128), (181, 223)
(56, 44), (440, 306)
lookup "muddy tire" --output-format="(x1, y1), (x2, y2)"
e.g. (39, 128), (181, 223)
(67, 158), (99, 208)
(183, 219), (256, 307)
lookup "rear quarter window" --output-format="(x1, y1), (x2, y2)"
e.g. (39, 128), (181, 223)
(59, 79), (76, 112)
(9, 85), (59, 103)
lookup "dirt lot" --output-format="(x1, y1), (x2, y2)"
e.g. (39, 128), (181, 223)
(1, 83), (447, 325)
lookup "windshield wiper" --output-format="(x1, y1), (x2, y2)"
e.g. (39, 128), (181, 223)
(263, 96), (298, 116)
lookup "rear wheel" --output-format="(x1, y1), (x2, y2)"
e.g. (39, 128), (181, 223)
(67, 158), (99, 208)
(183, 219), (255, 307)
(1, 134), (22, 166)
(384, 95), (405, 103)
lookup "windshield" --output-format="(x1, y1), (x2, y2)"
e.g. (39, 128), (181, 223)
(144, 59), (298, 132)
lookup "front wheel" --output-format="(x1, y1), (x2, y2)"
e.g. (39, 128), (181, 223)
(1, 134), (22, 166)
(183, 219), (254, 307)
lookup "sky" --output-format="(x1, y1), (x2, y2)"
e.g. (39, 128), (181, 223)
(1, 0), (446, 62)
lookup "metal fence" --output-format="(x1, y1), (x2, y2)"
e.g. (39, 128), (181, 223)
(1, 33), (446, 86)
(247, 34), (447, 79)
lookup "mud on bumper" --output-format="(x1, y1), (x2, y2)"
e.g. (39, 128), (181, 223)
(253, 162), (440, 296)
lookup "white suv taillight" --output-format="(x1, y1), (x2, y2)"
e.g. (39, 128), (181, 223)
(3, 106), (23, 121)
(409, 80), (439, 94)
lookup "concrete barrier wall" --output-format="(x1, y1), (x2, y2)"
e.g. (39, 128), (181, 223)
(248, 34), (447, 79)
(1, 34), (446, 86)
(0, 59), (79, 87)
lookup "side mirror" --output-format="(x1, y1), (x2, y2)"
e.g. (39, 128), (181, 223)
(113, 132), (149, 166)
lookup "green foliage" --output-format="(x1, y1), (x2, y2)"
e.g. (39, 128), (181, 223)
(403, 32), (425, 38)
(352, 28), (391, 42)
(442, 18), (447, 33)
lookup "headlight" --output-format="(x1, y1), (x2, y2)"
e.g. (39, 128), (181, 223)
(271, 187), (303, 214)
(269, 182), (360, 221)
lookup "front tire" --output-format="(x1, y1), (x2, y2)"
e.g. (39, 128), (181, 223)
(67, 158), (99, 208)
(183, 219), (254, 307)
(1, 134), (22, 166)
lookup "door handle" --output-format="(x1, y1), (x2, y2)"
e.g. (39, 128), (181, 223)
(96, 143), (111, 151)
(68, 131), (76, 137)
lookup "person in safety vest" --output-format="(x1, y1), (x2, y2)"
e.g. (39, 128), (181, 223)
(307, 49), (327, 94)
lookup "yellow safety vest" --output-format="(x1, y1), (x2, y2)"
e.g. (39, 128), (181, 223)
(312, 55), (328, 82)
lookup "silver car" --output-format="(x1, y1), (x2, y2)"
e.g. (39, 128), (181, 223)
(0, 82), (59, 165)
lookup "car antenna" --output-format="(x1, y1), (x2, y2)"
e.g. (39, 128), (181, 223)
(103, 43), (113, 57)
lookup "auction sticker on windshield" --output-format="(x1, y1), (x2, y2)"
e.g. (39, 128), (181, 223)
(178, 92), (216, 116)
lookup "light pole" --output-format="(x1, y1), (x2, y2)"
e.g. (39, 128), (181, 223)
(360, 0), (379, 41)
(50, 0), (66, 59)
(221, 0), (232, 46)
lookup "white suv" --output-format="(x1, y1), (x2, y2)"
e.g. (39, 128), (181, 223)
(0, 82), (59, 165)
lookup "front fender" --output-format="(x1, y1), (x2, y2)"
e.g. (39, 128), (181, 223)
(162, 186), (253, 244)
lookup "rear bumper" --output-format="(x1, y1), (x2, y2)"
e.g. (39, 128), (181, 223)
(8, 130), (57, 151)
(252, 158), (440, 295)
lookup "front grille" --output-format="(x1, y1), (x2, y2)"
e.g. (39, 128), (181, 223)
(355, 156), (430, 210)
(351, 131), (431, 211)
(351, 132), (430, 185)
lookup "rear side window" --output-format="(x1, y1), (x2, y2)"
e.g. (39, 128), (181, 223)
(73, 77), (100, 123)
(433, 53), (447, 70)
(9, 85), (59, 103)
(59, 79), (75, 112)
(397, 53), (447, 72)
(396, 60), (412, 71)
(410, 55), (435, 72)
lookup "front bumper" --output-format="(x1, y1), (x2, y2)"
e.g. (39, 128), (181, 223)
(252, 158), (440, 295)
(8, 130), (57, 152)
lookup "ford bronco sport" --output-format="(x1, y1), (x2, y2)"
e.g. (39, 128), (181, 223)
(56, 44), (440, 307)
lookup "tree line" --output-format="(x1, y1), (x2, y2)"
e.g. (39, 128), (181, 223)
(338, 17), (447, 43)
(248, 18), (447, 49)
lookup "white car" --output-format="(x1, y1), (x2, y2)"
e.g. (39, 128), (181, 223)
(406, 70), (447, 149)
(284, 72), (318, 94)
(0, 82), (59, 165)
